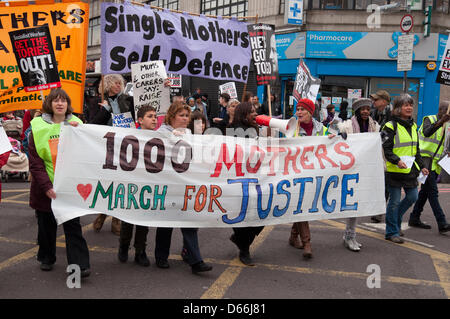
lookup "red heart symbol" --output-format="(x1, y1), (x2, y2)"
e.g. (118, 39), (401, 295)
(77, 184), (92, 201)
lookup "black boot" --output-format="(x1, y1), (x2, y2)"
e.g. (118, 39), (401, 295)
(118, 245), (129, 263)
(134, 250), (150, 267)
(191, 261), (212, 274)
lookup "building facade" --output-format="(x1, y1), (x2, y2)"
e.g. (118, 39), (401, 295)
(86, 0), (450, 121)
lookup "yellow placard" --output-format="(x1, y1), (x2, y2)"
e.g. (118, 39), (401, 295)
(0, 0), (89, 114)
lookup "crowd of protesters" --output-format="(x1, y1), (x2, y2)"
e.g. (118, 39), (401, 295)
(1, 79), (449, 280)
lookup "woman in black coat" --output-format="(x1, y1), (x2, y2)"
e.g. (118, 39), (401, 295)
(228, 102), (263, 266)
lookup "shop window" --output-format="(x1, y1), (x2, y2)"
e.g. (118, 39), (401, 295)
(201, 0), (247, 17)
(369, 77), (420, 120)
(145, 0), (179, 10)
(280, 0), (285, 14)
(434, 0), (449, 13)
(88, 17), (100, 47)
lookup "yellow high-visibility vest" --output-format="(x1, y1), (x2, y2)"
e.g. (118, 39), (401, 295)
(384, 121), (419, 174)
(418, 115), (444, 174)
(31, 115), (82, 183)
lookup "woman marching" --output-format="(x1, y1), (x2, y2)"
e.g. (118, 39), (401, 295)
(337, 98), (380, 251)
(288, 98), (333, 259)
(382, 94), (429, 243)
(228, 102), (264, 266)
(154, 101), (213, 274)
(28, 88), (90, 276)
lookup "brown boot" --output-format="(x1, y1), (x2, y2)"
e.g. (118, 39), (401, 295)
(289, 223), (303, 249)
(93, 214), (106, 232)
(111, 217), (121, 236)
(298, 222), (312, 259)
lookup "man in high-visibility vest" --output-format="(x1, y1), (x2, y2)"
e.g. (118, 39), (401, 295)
(408, 102), (450, 234)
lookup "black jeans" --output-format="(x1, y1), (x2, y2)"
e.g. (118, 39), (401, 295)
(36, 210), (90, 269)
(119, 221), (149, 251)
(155, 227), (202, 265)
(232, 226), (264, 252)
(410, 171), (448, 227)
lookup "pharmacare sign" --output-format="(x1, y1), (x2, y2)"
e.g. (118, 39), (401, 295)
(52, 125), (386, 228)
(306, 31), (438, 61)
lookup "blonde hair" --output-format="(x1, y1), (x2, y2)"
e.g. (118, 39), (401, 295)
(99, 74), (125, 96)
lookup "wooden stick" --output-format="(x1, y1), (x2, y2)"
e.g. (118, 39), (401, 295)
(447, 104), (450, 115)
(100, 75), (104, 103)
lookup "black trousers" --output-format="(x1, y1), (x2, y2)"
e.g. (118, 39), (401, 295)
(155, 227), (202, 265)
(119, 221), (149, 251)
(232, 226), (264, 252)
(36, 210), (90, 270)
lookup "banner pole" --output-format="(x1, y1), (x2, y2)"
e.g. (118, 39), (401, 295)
(100, 75), (104, 104)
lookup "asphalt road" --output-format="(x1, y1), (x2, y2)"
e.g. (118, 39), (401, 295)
(0, 177), (449, 304)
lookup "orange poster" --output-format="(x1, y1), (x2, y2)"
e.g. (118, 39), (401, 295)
(0, 0), (89, 114)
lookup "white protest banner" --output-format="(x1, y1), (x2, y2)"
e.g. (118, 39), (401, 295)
(292, 59), (321, 103)
(112, 112), (134, 128)
(52, 125), (386, 227)
(219, 82), (238, 99)
(131, 60), (170, 117)
(0, 126), (12, 155)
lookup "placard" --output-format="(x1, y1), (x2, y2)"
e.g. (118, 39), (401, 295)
(131, 61), (170, 117)
(219, 82), (238, 99)
(9, 25), (60, 92)
(436, 36), (450, 86)
(248, 24), (279, 86)
(112, 112), (134, 128)
(292, 59), (321, 103)
(0, 1), (89, 113)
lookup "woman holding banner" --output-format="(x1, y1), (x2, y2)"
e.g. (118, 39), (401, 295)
(337, 98), (380, 251)
(154, 101), (213, 274)
(28, 88), (90, 276)
(228, 102), (262, 266)
(382, 94), (429, 244)
(288, 98), (330, 259)
(89, 74), (133, 235)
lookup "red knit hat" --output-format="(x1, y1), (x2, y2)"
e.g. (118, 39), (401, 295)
(297, 98), (315, 115)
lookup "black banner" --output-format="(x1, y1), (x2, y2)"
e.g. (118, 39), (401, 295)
(248, 24), (279, 86)
(9, 25), (60, 92)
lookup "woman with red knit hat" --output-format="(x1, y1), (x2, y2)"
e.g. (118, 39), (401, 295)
(288, 98), (329, 259)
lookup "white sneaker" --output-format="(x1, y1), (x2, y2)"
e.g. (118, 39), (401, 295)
(343, 238), (360, 252)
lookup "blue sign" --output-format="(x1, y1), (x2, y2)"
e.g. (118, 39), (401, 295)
(276, 33), (306, 60)
(306, 31), (366, 59)
(285, 0), (303, 25)
(438, 34), (449, 61)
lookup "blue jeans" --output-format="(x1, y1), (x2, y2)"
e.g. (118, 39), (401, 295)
(409, 171), (447, 227)
(385, 186), (418, 238)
